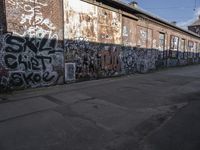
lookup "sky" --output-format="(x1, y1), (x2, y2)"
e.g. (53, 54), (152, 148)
(121, 0), (200, 29)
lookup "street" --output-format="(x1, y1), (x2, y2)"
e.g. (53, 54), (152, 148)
(1, 65), (200, 150)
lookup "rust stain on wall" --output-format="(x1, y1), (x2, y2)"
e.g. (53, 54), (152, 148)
(98, 7), (121, 44)
(147, 29), (153, 48)
(122, 16), (136, 46)
(64, 0), (98, 42)
(137, 26), (148, 48)
(98, 46), (121, 75)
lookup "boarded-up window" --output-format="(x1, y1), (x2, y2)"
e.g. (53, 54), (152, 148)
(137, 26), (147, 48)
(122, 16), (136, 46)
(180, 39), (185, 51)
(188, 40), (194, 58)
(194, 42), (198, 58)
(198, 43), (200, 57)
(180, 39), (185, 59)
(198, 43), (200, 53)
(159, 33), (165, 51)
(188, 41), (194, 50)
(170, 35), (179, 50)
(64, 0), (98, 41)
(98, 7), (121, 44)
(147, 29), (153, 48)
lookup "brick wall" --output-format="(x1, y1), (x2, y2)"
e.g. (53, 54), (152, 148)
(0, 0), (6, 34)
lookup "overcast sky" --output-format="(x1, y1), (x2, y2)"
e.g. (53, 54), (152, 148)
(121, 0), (200, 28)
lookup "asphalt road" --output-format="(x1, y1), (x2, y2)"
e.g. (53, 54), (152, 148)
(141, 100), (200, 150)
(1, 65), (200, 150)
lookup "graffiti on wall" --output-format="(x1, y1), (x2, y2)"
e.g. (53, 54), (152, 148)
(65, 37), (98, 79)
(2, 33), (62, 88)
(64, 0), (122, 79)
(65, 37), (122, 79)
(0, 0), (64, 91)
(122, 47), (158, 73)
(98, 46), (121, 76)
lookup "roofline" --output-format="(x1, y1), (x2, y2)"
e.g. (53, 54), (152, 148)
(100, 0), (200, 39)
(188, 24), (200, 27)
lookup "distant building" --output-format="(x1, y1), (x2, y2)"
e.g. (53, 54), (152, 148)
(188, 16), (200, 35)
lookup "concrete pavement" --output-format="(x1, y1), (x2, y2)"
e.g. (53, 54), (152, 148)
(1, 65), (200, 150)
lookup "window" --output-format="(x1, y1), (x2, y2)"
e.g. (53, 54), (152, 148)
(170, 35), (179, 58)
(188, 41), (194, 50)
(159, 33), (165, 51)
(198, 43), (200, 58)
(170, 35), (179, 50)
(137, 26), (148, 48)
(180, 39), (185, 51)
(194, 42), (198, 58)
(188, 41), (194, 58)
(180, 39), (185, 59)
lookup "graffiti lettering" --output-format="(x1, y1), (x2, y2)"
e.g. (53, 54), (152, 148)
(5, 35), (25, 53)
(9, 71), (56, 87)
(5, 34), (60, 54)
(0, 0), (64, 91)
(4, 53), (52, 71)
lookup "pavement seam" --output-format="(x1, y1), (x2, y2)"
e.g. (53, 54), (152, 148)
(42, 95), (66, 105)
(0, 96), (42, 104)
(54, 106), (113, 131)
(0, 108), (53, 123)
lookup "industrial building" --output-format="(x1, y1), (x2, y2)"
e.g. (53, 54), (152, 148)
(1, 0), (200, 91)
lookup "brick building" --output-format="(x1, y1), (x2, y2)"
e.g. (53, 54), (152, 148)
(0, 0), (200, 91)
(188, 16), (200, 36)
